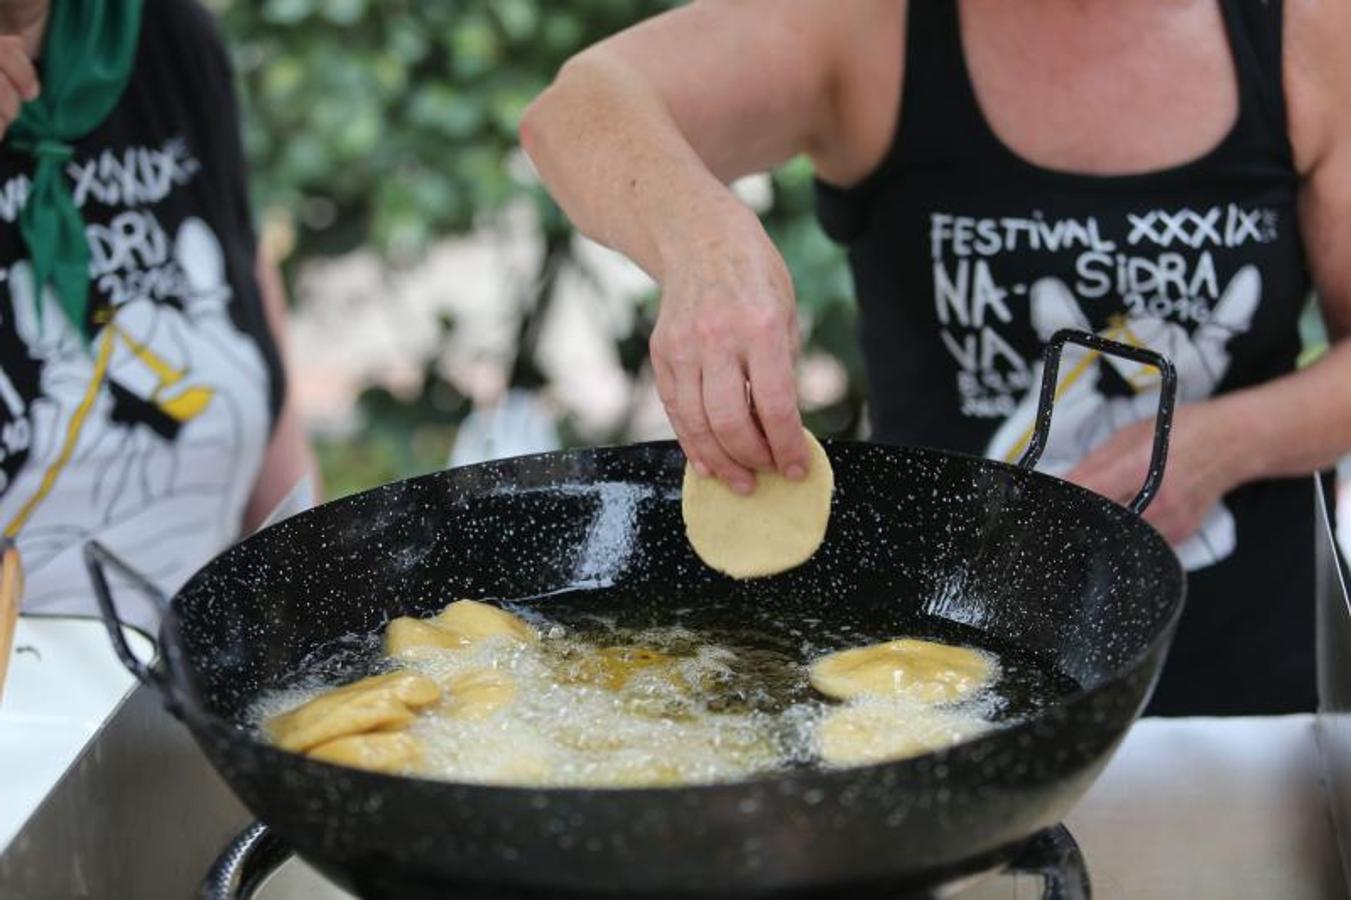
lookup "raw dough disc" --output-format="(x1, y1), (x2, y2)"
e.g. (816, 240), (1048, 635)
(681, 429), (833, 579)
(817, 699), (990, 767)
(809, 639), (994, 705)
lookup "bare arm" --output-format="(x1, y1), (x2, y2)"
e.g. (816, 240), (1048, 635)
(242, 254), (320, 532)
(521, 0), (900, 490)
(1219, 0), (1351, 480)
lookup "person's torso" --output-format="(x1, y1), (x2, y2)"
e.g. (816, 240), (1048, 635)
(0, 0), (283, 625)
(816, 0), (1312, 577)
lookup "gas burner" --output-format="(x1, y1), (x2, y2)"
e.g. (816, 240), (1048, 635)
(202, 822), (1090, 900)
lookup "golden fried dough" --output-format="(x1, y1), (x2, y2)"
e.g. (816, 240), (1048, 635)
(809, 639), (994, 705)
(385, 599), (537, 660)
(385, 616), (472, 657)
(441, 668), (518, 720)
(601, 757), (684, 787)
(818, 701), (989, 767)
(266, 671), (441, 752)
(307, 732), (424, 774)
(434, 599), (537, 644)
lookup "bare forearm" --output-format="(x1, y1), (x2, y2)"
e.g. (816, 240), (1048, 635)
(1219, 337), (1351, 482)
(243, 401), (319, 532)
(519, 1), (862, 483)
(520, 54), (753, 281)
(244, 255), (320, 530)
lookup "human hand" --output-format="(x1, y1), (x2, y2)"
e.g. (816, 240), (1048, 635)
(0, 35), (38, 142)
(1065, 401), (1254, 545)
(649, 204), (807, 494)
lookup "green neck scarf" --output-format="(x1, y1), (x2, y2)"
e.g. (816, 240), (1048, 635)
(10, 0), (144, 336)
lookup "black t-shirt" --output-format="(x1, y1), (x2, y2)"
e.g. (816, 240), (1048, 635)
(0, 0), (282, 626)
(816, 0), (1315, 715)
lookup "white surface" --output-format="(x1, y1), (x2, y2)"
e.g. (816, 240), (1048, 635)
(257, 715), (1346, 899)
(1062, 715), (1344, 900)
(0, 616), (152, 852)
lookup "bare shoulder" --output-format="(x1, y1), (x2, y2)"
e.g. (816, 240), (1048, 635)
(599, 0), (899, 69)
(1284, 0), (1351, 175)
(813, 0), (910, 186)
(624, 0), (907, 185)
(586, 0), (907, 184)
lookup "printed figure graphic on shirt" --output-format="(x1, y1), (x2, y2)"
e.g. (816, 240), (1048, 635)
(985, 265), (1261, 571)
(0, 215), (270, 602)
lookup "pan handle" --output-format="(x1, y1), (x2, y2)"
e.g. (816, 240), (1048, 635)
(1005, 824), (1090, 899)
(1017, 328), (1177, 515)
(83, 540), (178, 712)
(199, 822), (292, 900)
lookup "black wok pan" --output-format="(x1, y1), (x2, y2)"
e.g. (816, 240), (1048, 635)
(88, 331), (1184, 899)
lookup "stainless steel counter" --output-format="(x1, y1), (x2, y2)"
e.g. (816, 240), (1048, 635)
(0, 681), (250, 898)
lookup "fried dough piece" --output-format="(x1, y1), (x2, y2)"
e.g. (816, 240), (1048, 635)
(307, 732), (424, 774)
(818, 700), (990, 767)
(266, 671), (441, 752)
(810, 639), (994, 705)
(385, 617), (471, 656)
(385, 599), (537, 659)
(434, 599), (537, 644)
(600, 756), (685, 787)
(441, 668), (518, 720)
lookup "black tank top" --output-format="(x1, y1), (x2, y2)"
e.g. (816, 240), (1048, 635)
(816, 0), (1315, 715)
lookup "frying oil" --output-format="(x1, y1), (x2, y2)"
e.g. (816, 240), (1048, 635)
(249, 605), (1079, 787)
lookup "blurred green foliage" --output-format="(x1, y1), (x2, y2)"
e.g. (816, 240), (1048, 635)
(218, 0), (653, 258)
(213, 0), (861, 491)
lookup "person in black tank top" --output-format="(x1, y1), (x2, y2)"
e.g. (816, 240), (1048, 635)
(817, 2), (1314, 714)
(522, 0), (1351, 716)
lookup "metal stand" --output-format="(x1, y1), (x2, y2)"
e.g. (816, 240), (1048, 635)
(199, 822), (292, 900)
(202, 821), (1090, 900)
(1006, 824), (1092, 900)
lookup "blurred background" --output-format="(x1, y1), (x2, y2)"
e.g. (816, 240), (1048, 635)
(208, 0), (865, 500)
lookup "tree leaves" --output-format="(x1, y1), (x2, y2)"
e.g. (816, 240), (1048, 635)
(221, 0), (865, 453)
(223, 1), (680, 260)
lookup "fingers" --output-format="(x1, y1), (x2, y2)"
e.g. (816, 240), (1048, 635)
(701, 352), (773, 472)
(0, 39), (38, 103)
(1143, 506), (1192, 547)
(0, 37), (38, 142)
(0, 79), (18, 137)
(1064, 441), (1110, 486)
(1070, 467), (1135, 507)
(652, 357), (702, 472)
(747, 338), (807, 478)
(666, 357), (756, 493)
(1065, 445), (1136, 507)
(647, 219), (803, 490)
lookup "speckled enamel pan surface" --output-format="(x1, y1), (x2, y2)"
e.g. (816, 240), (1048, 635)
(159, 440), (1184, 899)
